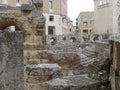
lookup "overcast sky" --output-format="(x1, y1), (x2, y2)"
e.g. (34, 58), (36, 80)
(68, 0), (94, 25)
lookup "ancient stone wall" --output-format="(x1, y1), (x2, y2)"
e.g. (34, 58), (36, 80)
(48, 52), (81, 75)
(95, 41), (110, 58)
(0, 2), (46, 90)
(46, 75), (100, 90)
(109, 40), (120, 90)
(26, 64), (62, 90)
(0, 3), (45, 64)
(46, 35), (81, 45)
(0, 31), (24, 90)
(46, 34), (111, 46)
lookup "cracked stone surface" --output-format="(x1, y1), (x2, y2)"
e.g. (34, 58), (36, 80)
(46, 75), (100, 90)
(0, 31), (24, 90)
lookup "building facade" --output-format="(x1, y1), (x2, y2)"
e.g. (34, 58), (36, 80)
(76, 12), (94, 34)
(0, 0), (72, 35)
(94, 0), (120, 34)
(0, 0), (30, 6)
(43, 0), (72, 35)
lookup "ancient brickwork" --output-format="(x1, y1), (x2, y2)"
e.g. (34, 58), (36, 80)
(26, 64), (62, 90)
(0, 1), (45, 64)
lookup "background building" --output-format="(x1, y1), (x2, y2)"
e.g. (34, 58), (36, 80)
(43, 0), (73, 35)
(94, 0), (120, 34)
(0, 0), (73, 35)
(0, 0), (30, 6)
(76, 12), (94, 34)
(94, 0), (112, 34)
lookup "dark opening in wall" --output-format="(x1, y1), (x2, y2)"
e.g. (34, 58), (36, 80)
(70, 37), (76, 42)
(63, 37), (66, 41)
(48, 26), (55, 35)
(49, 16), (54, 21)
(50, 37), (57, 45)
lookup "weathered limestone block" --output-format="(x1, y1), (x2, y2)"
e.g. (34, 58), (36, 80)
(25, 50), (49, 64)
(48, 52), (80, 75)
(26, 64), (62, 90)
(33, 0), (43, 7)
(87, 58), (110, 81)
(46, 75), (100, 90)
(114, 41), (120, 70)
(0, 31), (24, 90)
(26, 64), (62, 83)
(38, 16), (46, 23)
(21, 4), (33, 11)
(95, 41), (110, 57)
(0, 2), (45, 65)
(109, 40), (120, 90)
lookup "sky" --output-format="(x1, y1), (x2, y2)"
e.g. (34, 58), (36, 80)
(68, 0), (94, 25)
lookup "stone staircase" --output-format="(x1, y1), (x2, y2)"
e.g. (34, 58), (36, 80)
(69, 49), (96, 70)
(80, 48), (96, 67)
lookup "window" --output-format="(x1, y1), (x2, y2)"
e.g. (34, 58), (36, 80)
(49, 1), (53, 9)
(49, 16), (54, 21)
(16, 0), (21, 6)
(70, 37), (76, 42)
(48, 26), (55, 35)
(90, 30), (92, 33)
(2, 0), (8, 4)
(62, 37), (66, 41)
(83, 29), (88, 34)
(83, 22), (88, 27)
(99, 0), (103, 5)
(16, 0), (20, 3)
(90, 21), (93, 27)
(99, 0), (109, 5)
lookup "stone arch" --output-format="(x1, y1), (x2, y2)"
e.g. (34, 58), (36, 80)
(0, 19), (25, 31)
(0, 3), (45, 64)
(118, 15), (120, 33)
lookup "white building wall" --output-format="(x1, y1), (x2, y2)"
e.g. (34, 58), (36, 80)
(43, 13), (70, 35)
(113, 0), (120, 34)
(61, 18), (69, 35)
(94, 0), (120, 34)
(94, 0), (113, 34)
(44, 13), (62, 35)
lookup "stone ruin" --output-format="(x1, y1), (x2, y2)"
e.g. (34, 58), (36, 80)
(46, 75), (100, 90)
(0, 0), (45, 64)
(0, 0), (45, 90)
(0, 31), (24, 90)
(0, 0), (113, 90)
(26, 64), (62, 90)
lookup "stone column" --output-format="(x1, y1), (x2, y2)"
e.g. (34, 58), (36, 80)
(113, 41), (120, 70)
(0, 31), (24, 90)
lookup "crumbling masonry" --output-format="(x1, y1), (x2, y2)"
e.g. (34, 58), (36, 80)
(0, 0), (114, 90)
(0, 0), (45, 90)
(0, 1), (45, 64)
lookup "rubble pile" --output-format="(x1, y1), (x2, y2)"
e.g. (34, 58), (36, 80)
(46, 75), (100, 90)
